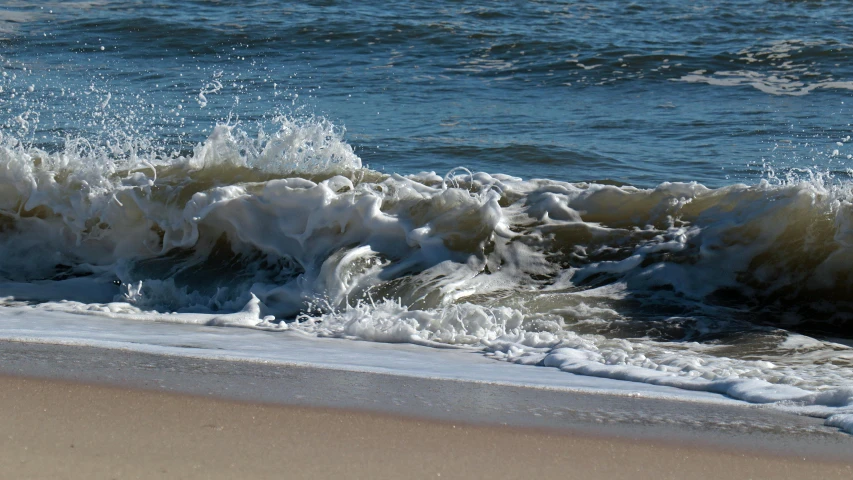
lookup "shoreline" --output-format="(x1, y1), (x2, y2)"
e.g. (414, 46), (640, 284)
(2, 375), (851, 479)
(0, 340), (851, 464)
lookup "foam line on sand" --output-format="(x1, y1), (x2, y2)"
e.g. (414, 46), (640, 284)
(1, 341), (853, 464)
(1, 374), (852, 479)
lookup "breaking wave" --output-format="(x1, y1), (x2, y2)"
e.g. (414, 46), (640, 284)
(2, 120), (853, 431)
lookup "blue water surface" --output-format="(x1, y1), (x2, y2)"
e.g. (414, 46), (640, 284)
(2, 0), (853, 187)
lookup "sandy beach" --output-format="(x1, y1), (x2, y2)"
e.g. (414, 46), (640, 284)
(1, 374), (850, 480)
(0, 341), (851, 479)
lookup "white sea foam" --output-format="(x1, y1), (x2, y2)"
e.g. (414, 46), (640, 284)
(7, 296), (853, 433)
(2, 123), (853, 433)
(677, 40), (853, 96)
(825, 414), (853, 434)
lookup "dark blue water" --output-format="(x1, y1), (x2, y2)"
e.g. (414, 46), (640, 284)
(3, 0), (853, 187)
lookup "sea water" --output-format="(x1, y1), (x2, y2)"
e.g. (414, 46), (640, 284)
(1, 1), (853, 433)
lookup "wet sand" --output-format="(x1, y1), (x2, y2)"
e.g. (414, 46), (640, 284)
(1, 375), (851, 480)
(0, 341), (851, 479)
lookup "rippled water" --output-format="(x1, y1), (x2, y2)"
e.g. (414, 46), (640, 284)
(2, 0), (853, 431)
(4, 0), (853, 185)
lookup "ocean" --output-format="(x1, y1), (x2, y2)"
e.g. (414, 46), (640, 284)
(1, 1), (853, 433)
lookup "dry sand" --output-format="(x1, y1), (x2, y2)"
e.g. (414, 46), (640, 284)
(1, 375), (851, 480)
